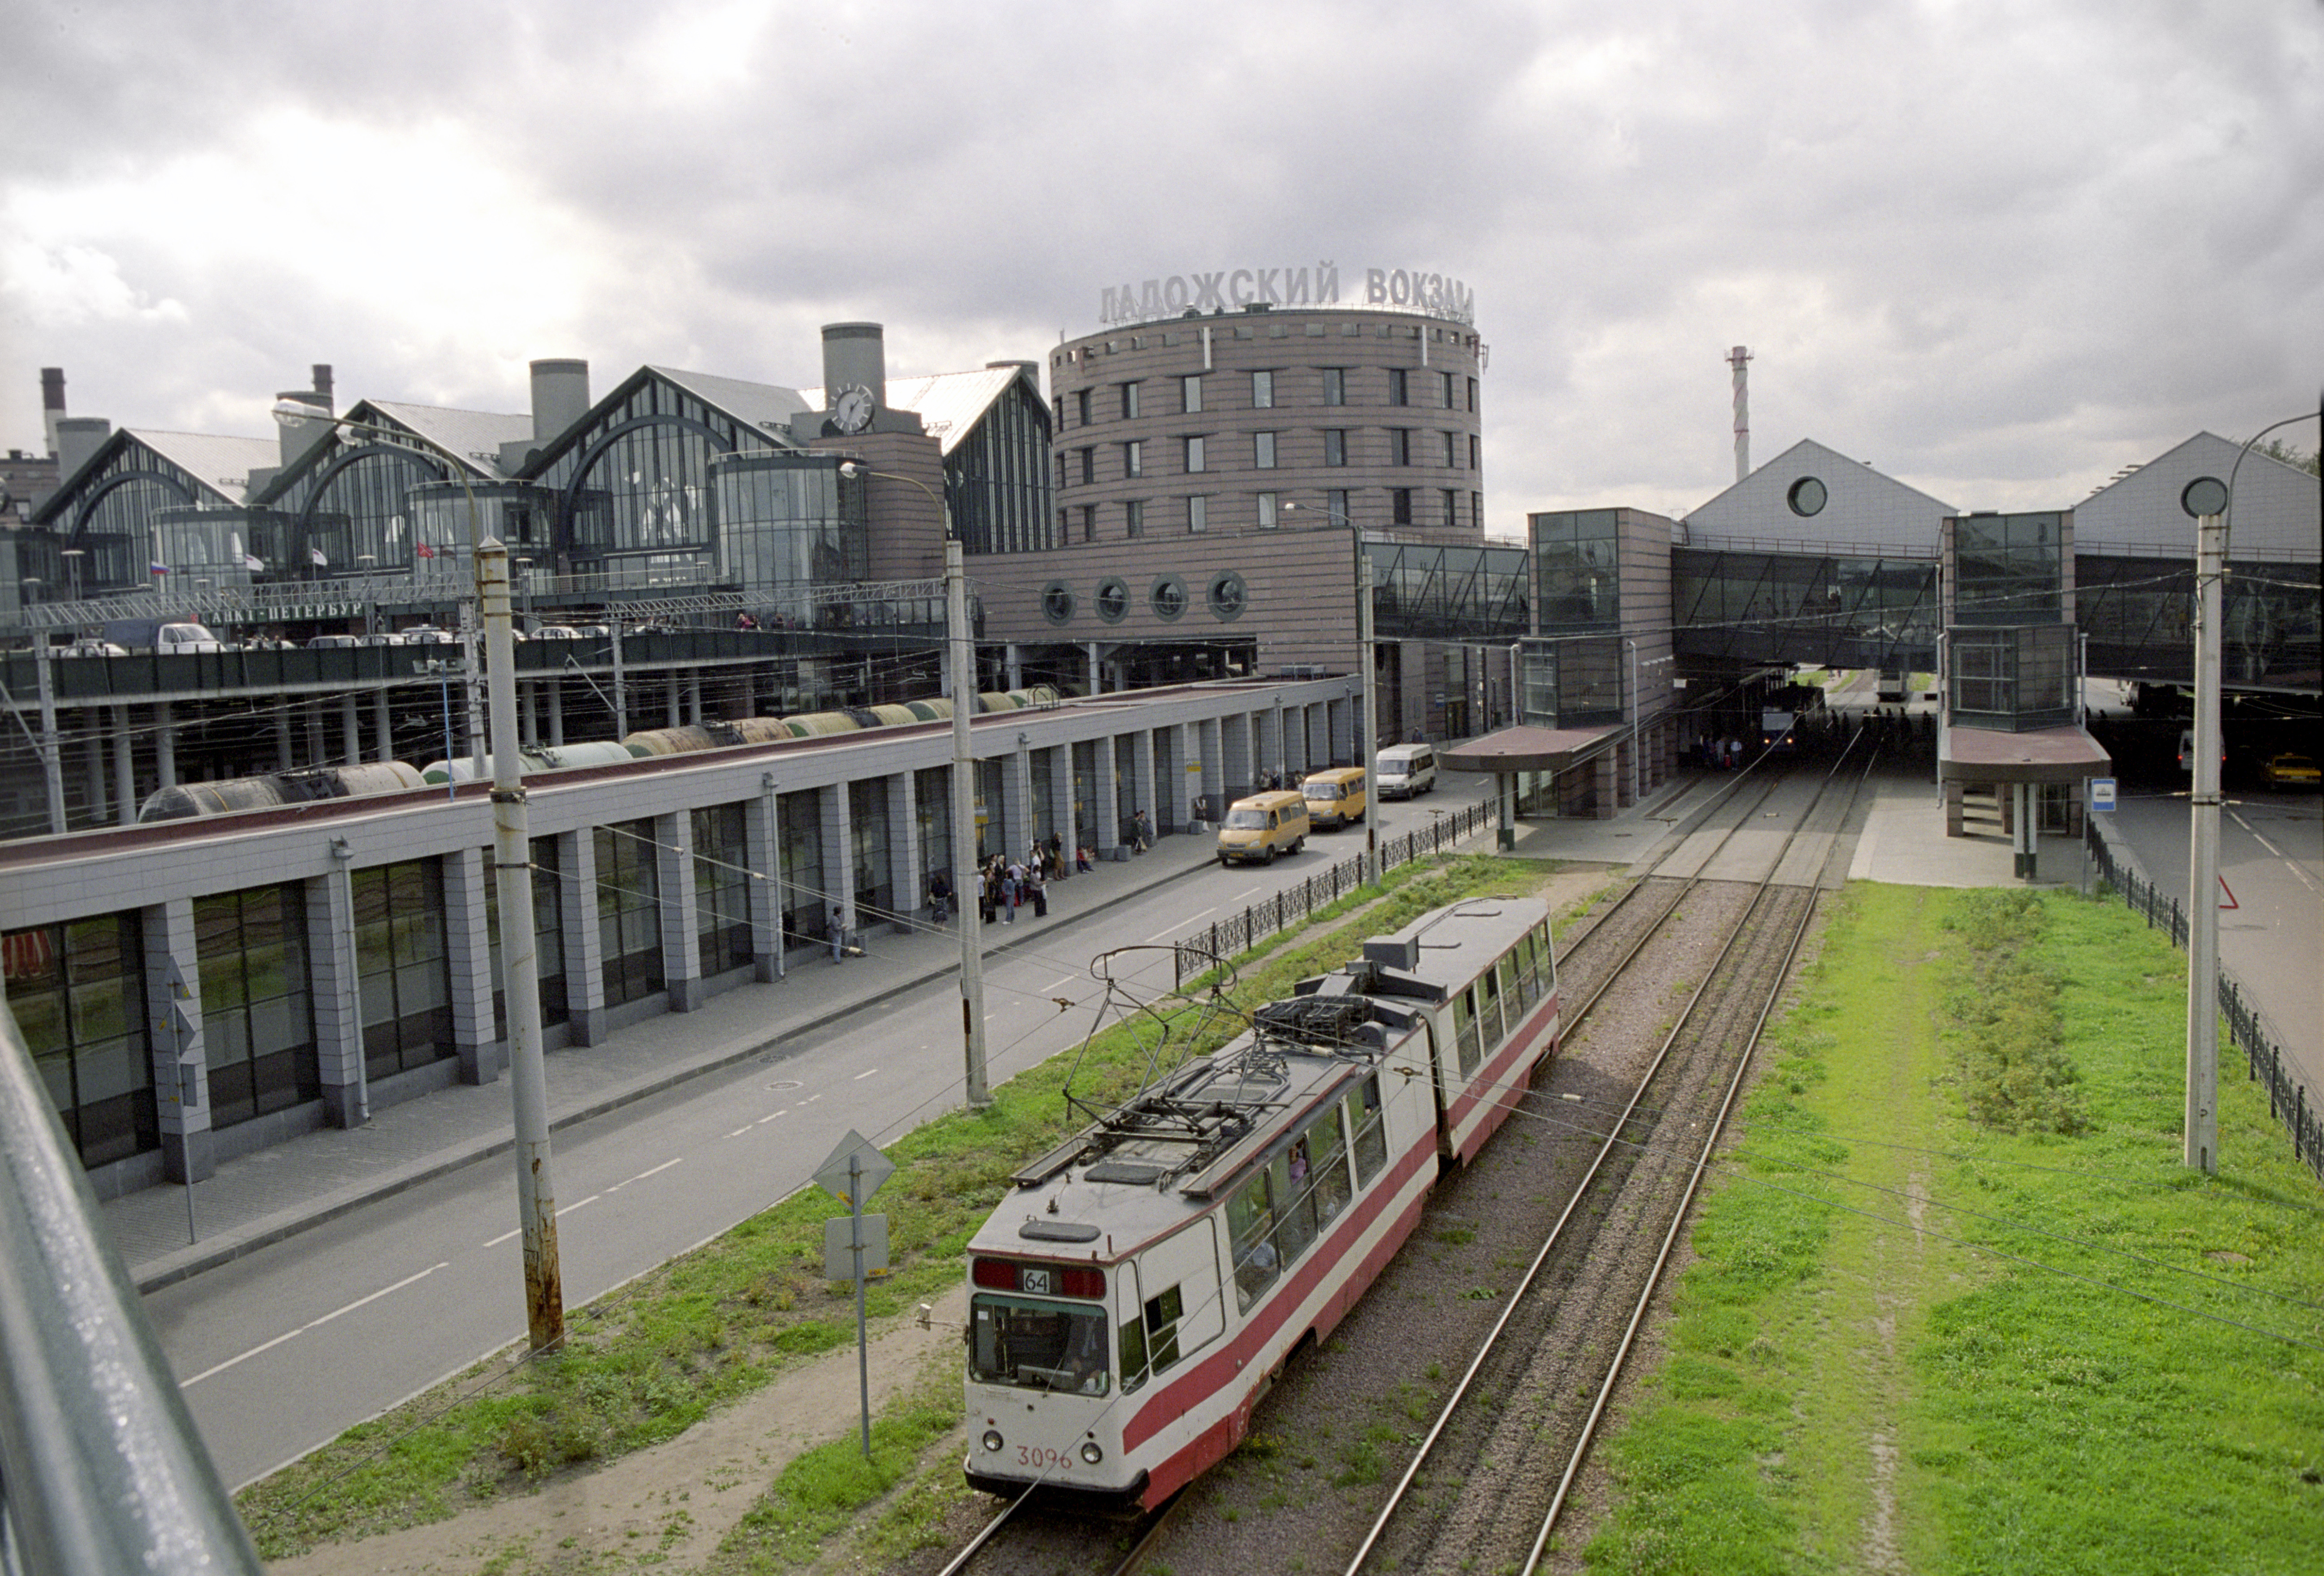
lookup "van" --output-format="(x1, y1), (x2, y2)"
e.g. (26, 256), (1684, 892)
(1216, 790), (1308, 865)
(1300, 765), (1368, 829)
(1375, 743), (1437, 799)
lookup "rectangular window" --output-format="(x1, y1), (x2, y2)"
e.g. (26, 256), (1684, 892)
(1181, 373), (1203, 414)
(1467, 376), (1479, 411)
(1472, 491), (1483, 530)
(1121, 381), (1141, 420)
(1324, 429), (1347, 467)
(1081, 504), (1097, 543)
(1389, 368), (1409, 406)
(1328, 489), (1350, 528)
(1125, 499), (1144, 538)
(1442, 431), (1457, 468)
(1322, 368), (1346, 406)
(1443, 489), (1458, 527)
(1077, 447), (1094, 486)
(1392, 488), (1413, 526)
(1350, 1076), (1387, 1184)
(1441, 370), (1456, 408)
(1124, 439), (1143, 478)
(1184, 435), (1205, 473)
(1075, 388), (1091, 426)
(1252, 370), (1274, 409)
(1052, 454), (1065, 490)
(1469, 434), (1481, 471)
(1254, 431), (1277, 469)
(1391, 429), (1411, 466)
(1187, 495), (1208, 533)
(1257, 491), (1278, 529)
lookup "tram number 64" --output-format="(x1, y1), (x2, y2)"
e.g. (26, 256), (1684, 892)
(1018, 1446), (1073, 1471)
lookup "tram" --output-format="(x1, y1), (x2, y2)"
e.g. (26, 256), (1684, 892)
(963, 895), (1562, 1511)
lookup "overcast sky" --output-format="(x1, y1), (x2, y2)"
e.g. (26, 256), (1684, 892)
(5, 0), (2319, 537)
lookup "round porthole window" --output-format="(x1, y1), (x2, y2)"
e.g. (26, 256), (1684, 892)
(1150, 574), (1189, 622)
(2179, 476), (2228, 518)
(1207, 570), (1247, 621)
(1040, 581), (1075, 625)
(1095, 577), (1129, 623)
(1787, 476), (1828, 517)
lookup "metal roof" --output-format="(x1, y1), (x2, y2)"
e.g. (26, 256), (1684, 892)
(120, 431), (284, 506)
(648, 366), (811, 442)
(360, 402), (535, 479)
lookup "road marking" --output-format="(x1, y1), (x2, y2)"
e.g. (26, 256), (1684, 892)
(1042, 974), (1079, 992)
(2230, 809), (2321, 894)
(757, 1110), (787, 1124)
(556, 1195), (599, 1218)
(185, 1261), (450, 1386)
(1232, 886), (1263, 901)
(611, 1157), (683, 1189)
(854, 1066), (879, 1080)
(728, 1124), (755, 1137)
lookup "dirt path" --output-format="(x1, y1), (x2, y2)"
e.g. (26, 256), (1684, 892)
(272, 1287), (970, 1575)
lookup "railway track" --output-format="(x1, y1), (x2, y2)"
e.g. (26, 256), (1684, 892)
(1338, 730), (1880, 1575)
(931, 731), (1880, 1576)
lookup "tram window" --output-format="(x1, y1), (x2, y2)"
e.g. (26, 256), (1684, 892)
(969, 1295), (1111, 1395)
(1350, 1076), (1388, 1184)
(1453, 988), (1482, 1076)
(1535, 922), (1556, 990)
(1479, 968), (1505, 1048)
(1272, 1144), (1319, 1265)
(1499, 958), (1523, 1027)
(1145, 1285), (1183, 1372)
(1514, 934), (1540, 1005)
(1311, 1104), (1354, 1226)
(1120, 1313), (1149, 1392)
(1227, 1174), (1280, 1312)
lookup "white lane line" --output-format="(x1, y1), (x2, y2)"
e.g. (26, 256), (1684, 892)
(728, 1124), (755, 1137)
(2231, 809), (2321, 894)
(804, 1093), (822, 1103)
(611, 1157), (683, 1189)
(484, 1227), (519, 1249)
(1143, 906), (1212, 943)
(1233, 886), (1263, 901)
(854, 1067), (880, 1080)
(306, 1262), (451, 1329)
(757, 1110), (788, 1124)
(556, 1195), (599, 1218)
(1042, 975), (1079, 992)
(185, 1261), (450, 1386)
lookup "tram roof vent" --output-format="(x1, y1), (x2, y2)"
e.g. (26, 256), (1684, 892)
(1363, 936), (1419, 971)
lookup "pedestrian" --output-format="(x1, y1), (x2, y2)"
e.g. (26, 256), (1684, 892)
(1000, 867), (1018, 923)
(977, 865), (994, 924)
(1076, 844), (1094, 872)
(1030, 864), (1048, 917)
(929, 871), (951, 924)
(829, 907), (845, 963)
(1132, 810), (1151, 854)
(1045, 833), (1064, 877)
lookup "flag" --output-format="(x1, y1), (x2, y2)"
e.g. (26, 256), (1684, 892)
(244, 554), (265, 572)
(416, 542), (436, 559)
(150, 561), (169, 575)
(310, 547), (328, 567)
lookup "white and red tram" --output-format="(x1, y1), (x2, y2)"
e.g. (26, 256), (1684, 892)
(963, 895), (1562, 1510)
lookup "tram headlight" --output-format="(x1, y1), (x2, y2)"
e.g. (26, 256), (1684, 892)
(982, 1429), (1005, 1453)
(1079, 1441), (1104, 1465)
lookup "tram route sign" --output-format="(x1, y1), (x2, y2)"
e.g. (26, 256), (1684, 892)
(2089, 777), (2117, 811)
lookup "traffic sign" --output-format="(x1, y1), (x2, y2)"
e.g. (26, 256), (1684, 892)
(2089, 777), (2117, 811)
(813, 1129), (893, 1205)
(823, 1214), (890, 1282)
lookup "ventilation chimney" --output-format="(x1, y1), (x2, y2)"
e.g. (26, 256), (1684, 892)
(311, 364), (335, 406)
(822, 323), (887, 409)
(275, 389), (333, 470)
(56, 416), (112, 479)
(530, 359), (590, 442)
(41, 368), (66, 458)
(1729, 345), (1752, 482)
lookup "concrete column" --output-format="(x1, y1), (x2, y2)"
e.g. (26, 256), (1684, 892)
(1131, 729), (1157, 837)
(1004, 734), (1033, 861)
(442, 846), (501, 1084)
(341, 694), (361, 766)
(155, 701), (176, 789)
(656, 812), (703, 1011)
(305, 869), (366, 1129)
(665, 673), (681, 728)
(373, 691), (393, 762)
(144, 896), (212, 1183)
(1223, 712), (1253, 799)
(889, 770), (923, 928)
(1257, 706), (1283, 789)
(1096, 734), (1123, 858)
(112, 704), (136, 825)
(305, 698), (327, 771)
(84, 730), (107, 825)
(1086, 642), (1102, 695)
(819, 782), (857, 946)
(549, 681), (565, 747)
(1595, 753), (1619, 820)
(1042, 746), (1075, 877)
(686, 675), (703, 726)
(1196, 717), (1223, 823)
(746, 779), (785, 981)
(560, 829), (609, 1045)
(1329, 695), (1354, 764)
(1160, 722), (1189, 833)
(521, 681), (538, 748)
(274, 707), (294, 771)
(1005, 643), (1023, 691)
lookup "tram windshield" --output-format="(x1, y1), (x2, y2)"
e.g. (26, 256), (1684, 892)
(969, 1295), (1111, 1395)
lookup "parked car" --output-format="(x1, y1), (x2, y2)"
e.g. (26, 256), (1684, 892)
(2260, 752), (2320, 789)
(361, 632), (408, 647)
(527, 625), (582, 640)
(306, 635), (362, 649)
(400, 626), (456, 645)
(60, 639), (128, 657)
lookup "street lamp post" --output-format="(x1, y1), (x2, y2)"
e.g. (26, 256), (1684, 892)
(272, 401), (564, 1347)
(838, 459), (989, 1107)
(60, 548), (83, 605)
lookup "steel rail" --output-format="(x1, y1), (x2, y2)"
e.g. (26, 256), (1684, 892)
(1342, 724), (1875, 1574)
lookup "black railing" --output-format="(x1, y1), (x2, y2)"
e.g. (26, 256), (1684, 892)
(2085, 818), (2321, 1185)
(1172, 800), (1496, 987)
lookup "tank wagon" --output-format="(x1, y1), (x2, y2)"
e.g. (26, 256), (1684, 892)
(963, 894), (1561, 1510)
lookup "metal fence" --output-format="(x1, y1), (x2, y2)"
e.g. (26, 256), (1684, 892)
(1171, 799), (1496, 987)
(2085, 818), (2322, 1184)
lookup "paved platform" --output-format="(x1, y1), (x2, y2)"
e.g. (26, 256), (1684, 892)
(106, 757), (2046, 1293)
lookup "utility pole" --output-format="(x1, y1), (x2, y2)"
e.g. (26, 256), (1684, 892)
(2182, 488), (2225, 1174)
(948, 539), (991, 1107)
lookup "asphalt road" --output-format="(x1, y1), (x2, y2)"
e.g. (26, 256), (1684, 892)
(146, 781), (1496, 1490)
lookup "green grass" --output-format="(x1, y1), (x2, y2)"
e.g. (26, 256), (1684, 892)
(1583, 885), (2324, 1575)
(237, 853), (1565, 1561)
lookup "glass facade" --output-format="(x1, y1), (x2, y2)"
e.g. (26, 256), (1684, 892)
(1517, 636), (1625, 726)
(487, 835), (569, 1032)
(1949, 624), (2079, 731)
(595, 821), (665, 1006)
(271, 439), (454, 580)
(354, 860), (453, 1081)
(1951, 513), (2063, 626)
(4, 913), (153, 1167)
(709, 453), (863, 611)
(915, 766), (953, 895)
(1670, 548), (1939, 671)
(153, 507), (263, 590)
(1530, 509), (1622, 632)
(2076, 553), (2320, 688)
(1365, 542), (1530, 640)
(693, 804), (753, 978)
(779, 792), (824, 947)
(53, 448), (208, 591)
(949, 378), (1056, 557)
(196, 883), (318, 1127)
